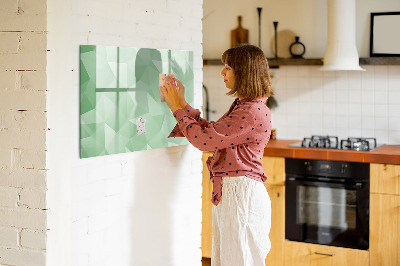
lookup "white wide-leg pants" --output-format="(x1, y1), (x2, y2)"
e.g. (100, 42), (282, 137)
(212, 176), (271, 266)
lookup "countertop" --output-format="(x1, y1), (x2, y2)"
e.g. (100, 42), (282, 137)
(263, 139), (400, 165)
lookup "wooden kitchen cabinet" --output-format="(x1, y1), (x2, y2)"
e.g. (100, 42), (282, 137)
(370, 163), (400, 195)
(202, 152), (213, 258)
(264, 184), (285, 266)
(262, 156), (285, 266)
(201, 154), (286, 266)
(284, 241), (369, 266)
(370, 163), (400, 266)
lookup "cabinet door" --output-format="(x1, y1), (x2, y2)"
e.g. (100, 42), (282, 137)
(264, 184), (284, 266)
(261, 156), (285, 185)
(370, 163), (400, 195)
(284, 241), (369, 266)
(201, 152), (213, 258)
(370, 193), (400, 266)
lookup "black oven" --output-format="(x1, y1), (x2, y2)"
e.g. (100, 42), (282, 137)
(285, 158), (369, 250)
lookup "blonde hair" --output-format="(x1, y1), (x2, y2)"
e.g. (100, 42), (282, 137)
(221, 44), (273, 99)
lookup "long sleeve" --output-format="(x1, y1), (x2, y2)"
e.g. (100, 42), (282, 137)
(172, 105), (257, 152)
(168, 104), (211, 138)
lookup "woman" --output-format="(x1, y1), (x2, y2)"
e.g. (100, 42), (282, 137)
(161, 44), (273, 266)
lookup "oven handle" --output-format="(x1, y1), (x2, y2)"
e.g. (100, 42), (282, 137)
(286, 177), (364, 189)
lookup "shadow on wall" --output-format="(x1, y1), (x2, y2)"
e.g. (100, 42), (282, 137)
(129, 145), (191, 265)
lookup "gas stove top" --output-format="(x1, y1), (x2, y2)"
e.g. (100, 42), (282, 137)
(289, 135), (382, 151)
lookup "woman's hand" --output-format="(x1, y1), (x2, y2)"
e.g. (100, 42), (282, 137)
(172, 77), (187, 108)
(160, 77), (186, 113)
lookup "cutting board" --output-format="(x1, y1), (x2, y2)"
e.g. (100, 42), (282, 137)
(231, 16), (249, 48)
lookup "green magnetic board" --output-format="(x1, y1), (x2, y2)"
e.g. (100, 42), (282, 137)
(80, 45), (193, 158)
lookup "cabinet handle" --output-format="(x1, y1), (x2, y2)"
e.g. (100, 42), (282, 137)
(314, 252), (335, 257)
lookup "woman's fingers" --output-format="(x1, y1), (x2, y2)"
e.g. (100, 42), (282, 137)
(174, 78), (184, 90)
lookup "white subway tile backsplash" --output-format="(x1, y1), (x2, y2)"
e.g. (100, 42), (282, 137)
(361, 90), (375, 104)
(311, 102), (324, 115)
(374, 130), (389, 144)
(336, 103), (349, 116)
(298, 77), (311, 89)
(311, 86), (323, 101)
(323, 88), (336, 103)
(348, 116), (362, 129)
(362, 116), (375, 130)
(348, 90), (362, 103)
(374, 90), (388, 104)
(361, 128), (375, 138)
(311, 114), (324, 128)
(388, 65), (400, 76)
(311, 127), (324, 136)
(287, 113), (300, 127)
(348, 70), (362, 79)
(388, 91), (400, 104)
(203, 65), (400, 144)
(375, 104), (389, 117)
(374, 117), (389, 130)
(348, 103), (362, 116)
(298, 67), (311, 78)
(298, 89), (313, 103)
(336, 115), (348, 129)
(389, 117), (400, 131)
(298, 102), (312, 115)
(336, 90), (349, 103)
(286, 77), (299, 89)
(348, 71), (362, 90)
(323, 103), (336, 116)
(362, 65), (375, 74)
(285, 66), (298, 77)
(374, 77), (388, 91)
(388, 75), (400, 91)
(336, 128), (349, 140)
(388, 104), (400, 117)
(388, 131), (400, 143)
(323, 115), (336, 129)
(361, 104), (375, 117)
(322, 70), (335, 78)
(335, 73), (349, 90)
(310, 66), (323, 77)
(374, 65), (388, 77)
(349, 128), (363, 137)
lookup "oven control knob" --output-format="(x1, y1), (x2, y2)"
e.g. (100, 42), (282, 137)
(304, 161), (312, 171)
(340, 164), (347, 174)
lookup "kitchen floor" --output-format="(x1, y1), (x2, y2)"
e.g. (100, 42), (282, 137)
(202, 257), (211, 266)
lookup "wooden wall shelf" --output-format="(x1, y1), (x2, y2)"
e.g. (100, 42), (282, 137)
(203, 57), (400, 67)
(359, 57), (400, 65)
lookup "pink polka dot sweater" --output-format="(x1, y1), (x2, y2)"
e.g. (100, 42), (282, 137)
(168, 97), (272, 206)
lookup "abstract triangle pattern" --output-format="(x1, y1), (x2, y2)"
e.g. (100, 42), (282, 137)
(80, 45), (193, 158)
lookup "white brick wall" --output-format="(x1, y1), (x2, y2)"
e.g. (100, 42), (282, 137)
(0, 0), (48, 265)
(46, 1), (203, 266)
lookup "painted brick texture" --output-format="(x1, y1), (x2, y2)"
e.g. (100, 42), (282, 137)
(46, 0), (204, 265)
(0, 0), (47, 265)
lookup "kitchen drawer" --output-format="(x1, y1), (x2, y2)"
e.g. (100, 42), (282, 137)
(284, 241), (369, 266)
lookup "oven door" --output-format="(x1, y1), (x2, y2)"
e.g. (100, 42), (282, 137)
(285, 177), (369, 250)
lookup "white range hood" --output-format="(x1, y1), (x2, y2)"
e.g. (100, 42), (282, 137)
(320, 0), (365, 71)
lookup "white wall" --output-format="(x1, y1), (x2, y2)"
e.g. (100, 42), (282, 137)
(46, 0), (203, 266)
(203, 0), (400, 145)
(0, 0), (48, 265)
(203, 0), (400, 58)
